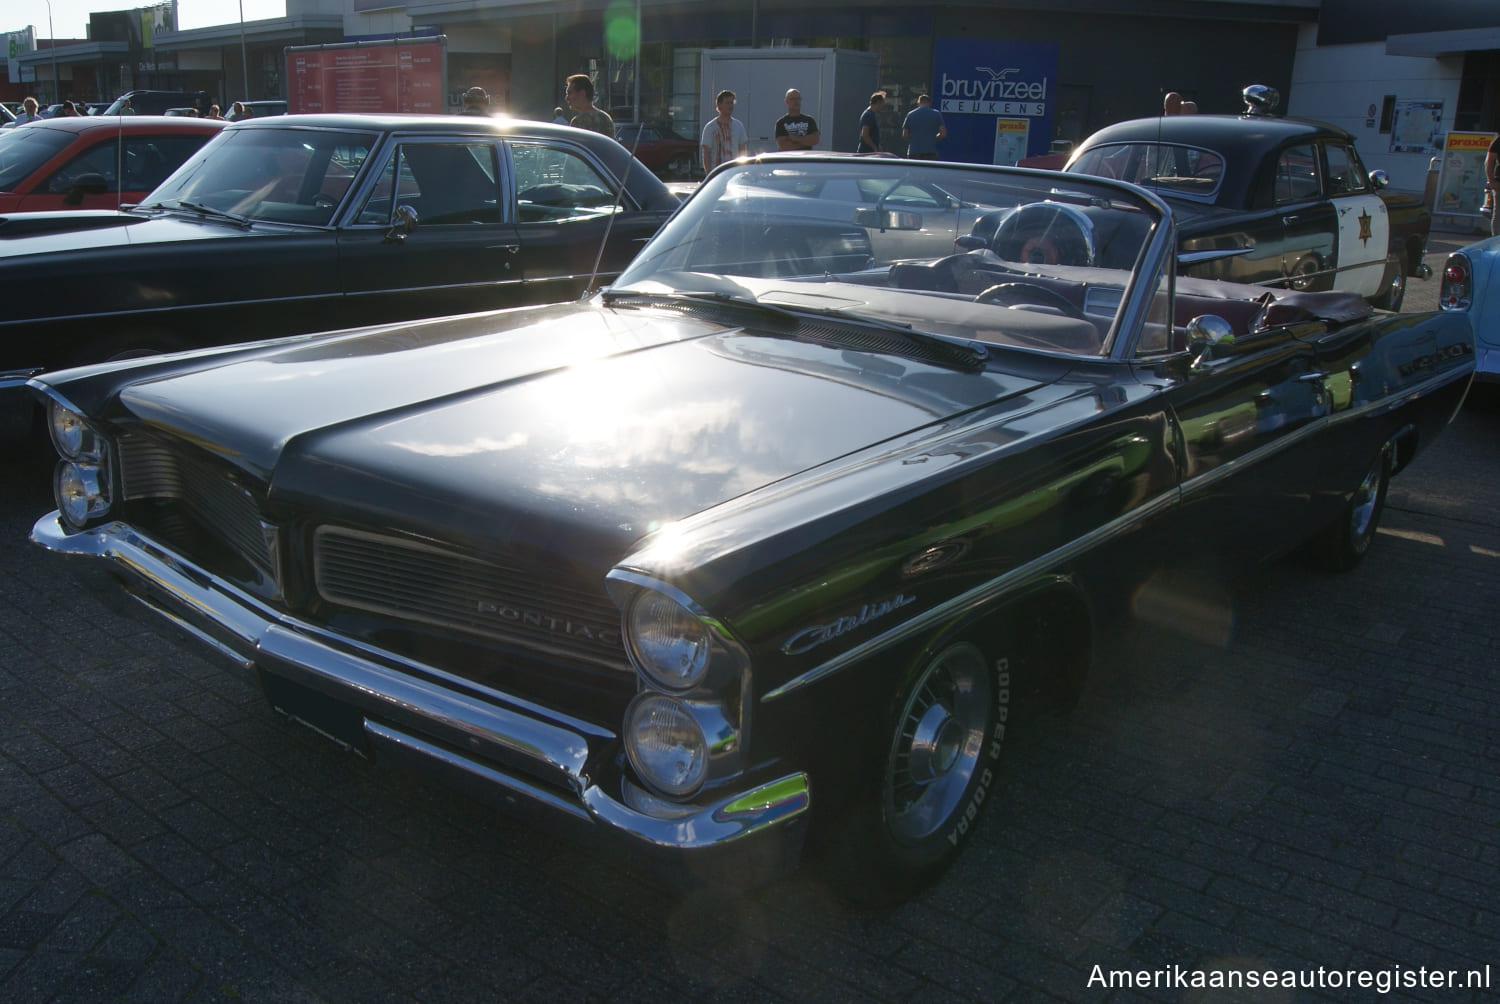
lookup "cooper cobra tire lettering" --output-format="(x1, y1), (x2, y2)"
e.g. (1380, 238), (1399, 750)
(944, 658), (1008, 847)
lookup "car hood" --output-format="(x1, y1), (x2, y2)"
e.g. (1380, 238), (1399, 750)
(0, 210), (265, 259)
(107, 300), (1055, 561)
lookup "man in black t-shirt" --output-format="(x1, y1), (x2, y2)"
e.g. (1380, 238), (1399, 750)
(775, 88), (820, 151)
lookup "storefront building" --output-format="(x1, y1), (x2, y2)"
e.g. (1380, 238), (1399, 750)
(9, 0), (1500, 204)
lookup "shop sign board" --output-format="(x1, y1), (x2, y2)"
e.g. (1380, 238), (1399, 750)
(285, 37), (447, 115)
(934, 38), (1058, 165)
(1434, 131), (1495, 217)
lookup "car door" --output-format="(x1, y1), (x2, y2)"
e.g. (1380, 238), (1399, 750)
(1153, 296), (1332, 567)
(1269, 142), (1338, 292)
(1321, 141), (1389, 299)
(506, 138), (663, 302)
(338, 136), (526, 326)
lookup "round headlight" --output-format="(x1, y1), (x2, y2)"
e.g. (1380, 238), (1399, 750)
(54, 460), (110, 531)
(49, 402), (95, 460)
(624, 693), (708, 798)
(627, 591), (711, 690)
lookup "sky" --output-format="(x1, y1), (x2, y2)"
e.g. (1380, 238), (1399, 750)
(11, 1), (288, 41)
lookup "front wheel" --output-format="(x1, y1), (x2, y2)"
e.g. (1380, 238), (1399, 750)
(826, 635), (1011, 906)
(1371, 252), (1406, 312)
(1309, 447), (1390, 571)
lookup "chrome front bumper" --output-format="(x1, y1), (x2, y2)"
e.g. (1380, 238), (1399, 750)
(32, 513), (810, 881)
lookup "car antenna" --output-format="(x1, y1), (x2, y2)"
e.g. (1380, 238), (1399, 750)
(116, 115), (126, 209)
(584, 116), (648, 298)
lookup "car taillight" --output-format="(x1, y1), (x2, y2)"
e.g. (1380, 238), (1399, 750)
(1439, 253), (1471, 310)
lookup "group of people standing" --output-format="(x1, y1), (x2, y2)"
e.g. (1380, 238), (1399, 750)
(700, 86), (948, 173)
(454, 73), (950, 171)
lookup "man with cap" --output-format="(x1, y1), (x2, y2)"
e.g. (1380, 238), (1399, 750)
(462, 86), (491, 116)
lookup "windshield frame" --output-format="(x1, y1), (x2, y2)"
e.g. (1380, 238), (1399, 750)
(611, 156), (1172, 361)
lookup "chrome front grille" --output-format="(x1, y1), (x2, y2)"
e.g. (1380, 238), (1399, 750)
(314, 526), (627, 670)
(115, 432), (277, 579)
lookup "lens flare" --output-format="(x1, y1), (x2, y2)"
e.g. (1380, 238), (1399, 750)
(604, 0), (639, 60)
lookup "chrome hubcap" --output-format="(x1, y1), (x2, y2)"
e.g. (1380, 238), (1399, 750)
(1349, 458), (1384, 541)
(885, 643), (992, 845)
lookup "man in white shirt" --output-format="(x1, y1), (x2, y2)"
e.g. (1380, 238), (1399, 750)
(700, 90), (748, 174)
(13, 97), (42, 125)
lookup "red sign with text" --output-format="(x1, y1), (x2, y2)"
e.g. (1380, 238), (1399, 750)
(285, 38), (446, 115)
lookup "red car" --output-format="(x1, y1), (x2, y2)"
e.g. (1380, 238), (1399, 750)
(615, 122), (699, 179)
(0, 116), (224, 213)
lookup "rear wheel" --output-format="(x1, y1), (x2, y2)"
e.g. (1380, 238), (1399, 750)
(825, 632), (1011, 906)
(666, 152), (693, 178)
(1309, 447), (1390, 571)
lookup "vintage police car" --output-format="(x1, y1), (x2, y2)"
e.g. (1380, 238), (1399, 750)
(30, 154), (1473, 903)
(1063, 87), (1431, 312)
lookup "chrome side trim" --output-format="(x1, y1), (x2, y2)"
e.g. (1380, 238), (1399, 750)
(1, 368), (42, 392)
(766, 361), (1471, 703)
(764, 486), (1180, 702)
(3, 291), (346, 328)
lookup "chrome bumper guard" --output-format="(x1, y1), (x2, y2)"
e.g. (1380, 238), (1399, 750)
(32, 514), (810, 877)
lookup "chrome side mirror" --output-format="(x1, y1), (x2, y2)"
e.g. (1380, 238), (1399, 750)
(385, 203), (419, 243)
(1368, 169), (1390, 190)
(1186, 314), (1236, 363)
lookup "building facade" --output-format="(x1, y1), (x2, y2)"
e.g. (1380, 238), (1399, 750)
(7, 0), (1500, 204)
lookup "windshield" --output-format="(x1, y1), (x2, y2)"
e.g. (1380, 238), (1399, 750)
(611, 159), (1166, 358)
(0, 125), (74, 191)
(142, 126), (379, 225)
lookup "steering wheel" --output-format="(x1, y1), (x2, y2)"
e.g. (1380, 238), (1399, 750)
(976, 282), (1089, 320)
(991, 203), (1094, 267)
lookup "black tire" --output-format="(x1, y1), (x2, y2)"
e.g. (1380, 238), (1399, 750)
(1310, 447), (1390, 571)
(825, 632), (1012, 906)
(666, 152), (693, 178)
(1371, 252), (1406, 312)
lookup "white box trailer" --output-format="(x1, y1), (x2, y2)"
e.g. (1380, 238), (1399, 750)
(699, 48), (880, 156)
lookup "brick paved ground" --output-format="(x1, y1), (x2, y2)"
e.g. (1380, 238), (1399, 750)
(1, 304), (1496, 999)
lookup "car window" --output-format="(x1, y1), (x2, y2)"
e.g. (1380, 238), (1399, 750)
(387, 142), (501, 226)
(1274, 145), (1320, 204)
(1069, 142), (1223, 202)
(0, 126), (73, 190)
(41, 134), (212, 194)
(511, 142), (621, 223)
(1322, 143), (1368, 196)
(853, 178), (950, 210)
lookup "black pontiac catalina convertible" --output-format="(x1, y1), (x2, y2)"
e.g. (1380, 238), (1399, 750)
(29, 155), (1474, 903)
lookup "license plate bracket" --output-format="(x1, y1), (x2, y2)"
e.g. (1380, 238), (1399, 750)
(259, 671), (369, 756)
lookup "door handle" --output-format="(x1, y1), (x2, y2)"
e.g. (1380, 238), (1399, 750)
(487, 243), (521, 254)
(1296, 372), (1326, 384)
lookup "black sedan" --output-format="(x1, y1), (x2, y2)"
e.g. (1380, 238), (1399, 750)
(28, 155), (1473, 904)
(1060, 88), (1431, 311)
(0, 113), (678, 422)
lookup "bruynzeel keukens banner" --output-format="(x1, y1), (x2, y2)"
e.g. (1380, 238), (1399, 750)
(933, 38), (1058, 165)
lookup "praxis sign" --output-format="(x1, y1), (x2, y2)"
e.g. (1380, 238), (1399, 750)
(934, 39), (1058, 165)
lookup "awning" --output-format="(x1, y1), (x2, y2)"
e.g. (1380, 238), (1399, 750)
(1386, 27), (1500, 58)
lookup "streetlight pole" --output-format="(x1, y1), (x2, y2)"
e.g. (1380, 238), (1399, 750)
(45, 0), (60, 105)
(238, 0), (250, 100)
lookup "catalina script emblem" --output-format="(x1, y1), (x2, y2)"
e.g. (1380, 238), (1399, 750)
(781, 593), (917, 655)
